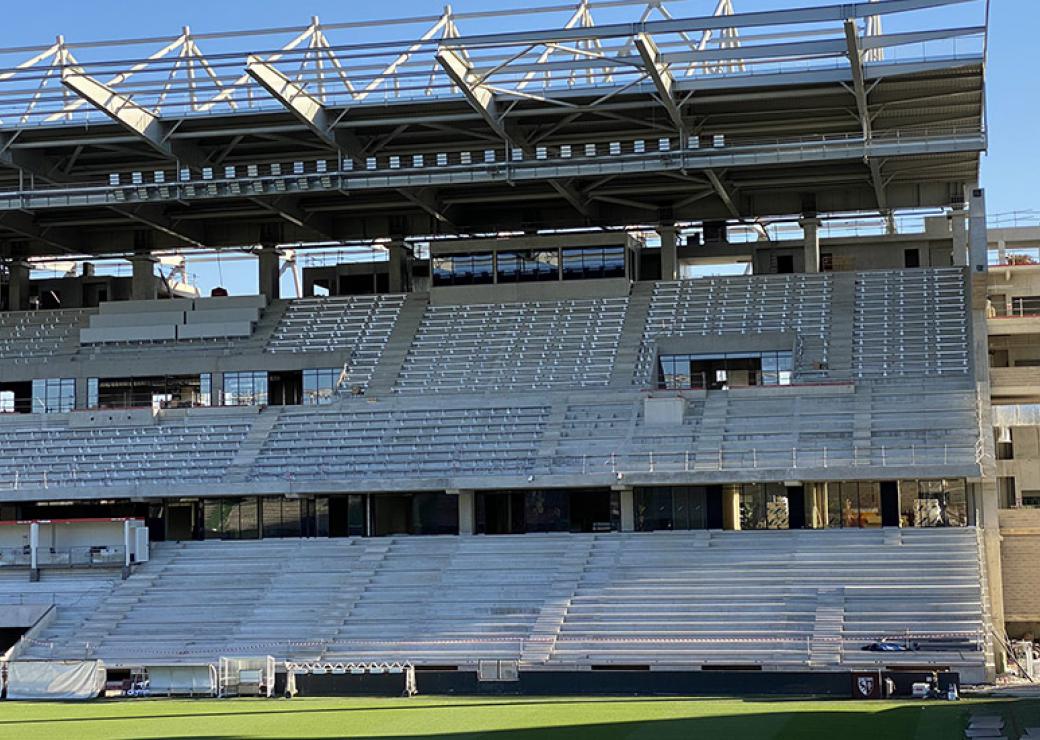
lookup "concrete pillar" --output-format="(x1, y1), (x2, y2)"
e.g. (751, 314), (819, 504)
(817, 483), (830, 529)
(950, 203), (968, 267)
(722, 486), (741, 531)
(799, 216), (820, 273)
(5, 259), (31, 311)
(257, 245), (281, 301)
(388, 240), (408, 293)
(29, 521), (39, 582)
(968, 187), (988, 276)
(618, 487), (635, 532)
(128, 254), (158, 301)
(456, 490), (475, 535)
(658, 224), (678, 281)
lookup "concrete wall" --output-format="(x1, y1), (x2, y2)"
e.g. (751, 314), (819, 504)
(999, 508), (1040, 633)
(750, 237), (953, 274)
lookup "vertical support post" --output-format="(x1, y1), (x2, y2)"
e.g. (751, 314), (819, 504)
(30, 521), (40, 581)
(968, 186), (988, 277)
(122, 519), (132, 579)
(799, 216), (820, 273)
(456, 490), (475, 535)
(257, 244), (282, 301)
(950, 202), (969, 267)
(618, 487), (634, 532)
(388, 238), (409, 293)
(5, 259), (31, 311)
(658, 223), (678, 281)
(722, 486), (741, 530)
(128, 253), (158, 301)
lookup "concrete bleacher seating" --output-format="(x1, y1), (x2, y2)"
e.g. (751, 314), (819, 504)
(853, 268), (969, 378)
(0, 308), (87, 361)
(394, 298), (627, 393)
(637, 274), (832, 382)
(17, 529), (988, 682)
(251, 403), (551, 480)
(265, 294), (404, 390)
(0, 416), (251, 488)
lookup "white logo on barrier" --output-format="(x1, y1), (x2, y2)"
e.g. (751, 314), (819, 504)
(858, 676), (876, 697)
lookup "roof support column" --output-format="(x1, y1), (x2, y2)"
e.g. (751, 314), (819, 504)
(722, 485), (741, 531)
(950, 202), (968, 267)
(452, 490), (475, 536)
(617, 487), (635, 533)
(658, 223), (678, 281)
(257, 244), (282, 301)
(799, 216), (821, 273)
(388, 239), (409, 294)
(4, 259), (31, 311)
(128, 253), (158, 301)
(968, 186), (988, 277)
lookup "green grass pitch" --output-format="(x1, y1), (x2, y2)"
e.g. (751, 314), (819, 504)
(2, 695), (1039, 739)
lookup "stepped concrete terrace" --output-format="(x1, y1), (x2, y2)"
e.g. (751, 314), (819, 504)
(0, 381), (983, 501)
(16, 529), (989, 682)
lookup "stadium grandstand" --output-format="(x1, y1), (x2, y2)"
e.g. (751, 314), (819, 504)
(0, 0), (1013, 698)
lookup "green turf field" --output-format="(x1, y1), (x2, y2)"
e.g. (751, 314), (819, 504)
(1, 695), (1037, 739)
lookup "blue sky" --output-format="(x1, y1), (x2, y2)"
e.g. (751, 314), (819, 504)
(4, 0), (1036, 293)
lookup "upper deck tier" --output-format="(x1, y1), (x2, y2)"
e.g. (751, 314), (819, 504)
(0, 0), (986, 258)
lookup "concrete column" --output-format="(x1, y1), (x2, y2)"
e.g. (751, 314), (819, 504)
(722, 486), (741, 531)
(128, 254), (158, 301)
(817, 483), (830, 529)
(29, 521), (39, 582)
(5, 259), (31, 311)
(388, 240), (408, 293)
(950, 203), (968, 267)
(618, 487), (635, 532)
(658, 224), (678, 281)
(968, 187), (988, 276)
(257, 245), (281, 301)
(456, 490), (475, 535)
(799, 216), (821, 273)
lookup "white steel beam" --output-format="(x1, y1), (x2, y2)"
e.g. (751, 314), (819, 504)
(245, 56), (363, 157)
(633, 32), (683, 131)
(436, 46), (510, 143)
(845, 18), (894, 230)
(61, 68), (207, 169)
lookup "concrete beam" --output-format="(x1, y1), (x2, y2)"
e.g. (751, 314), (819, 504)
(634, 32), (684, 131)
(0, 212), (79, 254)
(251, 197), (336, 243)
(61, 68), (207, 170)
(111, 204), (206, 248)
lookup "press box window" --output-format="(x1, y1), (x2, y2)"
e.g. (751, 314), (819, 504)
(223, 371), (268, 407)
(303, 368), (342, 406)
(32, 378), (75, 414)
(561, 246), (625, 280)
(432, 253), (494, 286)
(496, 250), (559, 283)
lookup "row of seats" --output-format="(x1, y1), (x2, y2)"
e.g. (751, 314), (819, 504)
(252, 405), (551, 479)
(0, 420), (251, 487)
(637, 274), (832, 382)
(0, 309), (87, 361)
(265, 295), (405, 391)
(18, 529), (987, 680)
(394, 298), (628, 393)
(853, 269), (969, 377)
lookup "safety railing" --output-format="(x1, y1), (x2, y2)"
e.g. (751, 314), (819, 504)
(550, 444), (981, 475)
